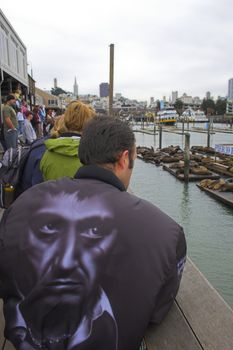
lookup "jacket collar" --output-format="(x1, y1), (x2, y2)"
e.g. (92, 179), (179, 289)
(60, 132), (81, 137)
(75, 165), (126, 192)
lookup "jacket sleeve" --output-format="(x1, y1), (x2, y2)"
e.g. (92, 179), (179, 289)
(150, 227), (187, 324)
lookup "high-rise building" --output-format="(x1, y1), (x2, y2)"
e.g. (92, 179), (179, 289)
(206, 91), (211, 99)
(99, 82), (109, 98)
(54, 78), (57, 88)
(73, 77), (78, 97)
(172, 91), (178, 104)
(228, 78), (233, 99)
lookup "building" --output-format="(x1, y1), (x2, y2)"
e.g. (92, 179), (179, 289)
(115, 93), (122, 100)
(180, 93), (193, 105)
(193, 96), (202, 107)
(206, 91), (211, 100)
(226, 99), (233, 114)
(0, 9), (28, 106)
(171, 91), (178, 104)
(54, 78), (57, 89)
(35, 87), (61, 110)
(228, 78), (233, 99)
(73, 77), (78, 98)
(99, 82), (109, 98)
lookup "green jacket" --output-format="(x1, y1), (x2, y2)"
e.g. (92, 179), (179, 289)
(40, 137), (82, 181)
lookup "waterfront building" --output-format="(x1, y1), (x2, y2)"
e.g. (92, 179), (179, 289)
(73, 77), (78, 98)
(228, 78), (233, 99)
(99, 82), (109, 97)
(172, 91), (178, 104)
(0, 9), (28, 106)
(35, 87), (61, 110)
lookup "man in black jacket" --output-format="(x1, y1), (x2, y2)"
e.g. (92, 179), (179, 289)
(0, 117), (186, 350)
(75, 116), (187, 347)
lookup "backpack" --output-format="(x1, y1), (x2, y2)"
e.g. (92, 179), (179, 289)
(0, 141), (44, 208)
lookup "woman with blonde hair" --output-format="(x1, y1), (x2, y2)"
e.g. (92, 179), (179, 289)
(50, 114), (67, 138)
(40, 100), (95, 181)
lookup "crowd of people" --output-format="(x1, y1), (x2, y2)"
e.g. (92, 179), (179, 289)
(0, 95), (187, 350)
(0, 91), (57, 151)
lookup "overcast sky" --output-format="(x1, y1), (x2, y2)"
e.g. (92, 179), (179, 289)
(2, 0), (233, 101)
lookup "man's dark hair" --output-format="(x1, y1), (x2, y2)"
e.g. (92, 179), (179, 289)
(5, 95), (15, 102)
(79, 116), (136, 168)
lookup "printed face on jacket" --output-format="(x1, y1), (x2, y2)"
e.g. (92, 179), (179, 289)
(15, 190), (118, 339)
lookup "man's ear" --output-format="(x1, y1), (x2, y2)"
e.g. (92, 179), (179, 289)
(117, 150), (129, 169)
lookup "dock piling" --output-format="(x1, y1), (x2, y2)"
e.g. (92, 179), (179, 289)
(153, 118), (156, 134)
(184, 133), (190, 182)
(159, 125), (162, 149)
(207, 120), (211, 147)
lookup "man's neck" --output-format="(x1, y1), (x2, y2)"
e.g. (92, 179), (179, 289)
(75, 164), (126, 191)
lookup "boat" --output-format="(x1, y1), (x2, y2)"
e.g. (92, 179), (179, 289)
(180, 108), (208, 123)
(194, 110), (208, 122)
(156, 108), (178, 125)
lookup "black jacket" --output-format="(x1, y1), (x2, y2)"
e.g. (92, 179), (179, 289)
(0, 165), (186, 350)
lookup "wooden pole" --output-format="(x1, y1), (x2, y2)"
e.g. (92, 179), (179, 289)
(184, 133), (190, 183)
(109, 43), (114, 117)
(207, 120), (211, 148)
(159, 124), (162, 149)
(153, 115), (156, 134)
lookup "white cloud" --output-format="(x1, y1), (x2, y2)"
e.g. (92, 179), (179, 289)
(1, 0), (233, 100)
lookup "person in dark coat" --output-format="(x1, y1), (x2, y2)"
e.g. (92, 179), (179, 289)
(0, 117), (186, 350)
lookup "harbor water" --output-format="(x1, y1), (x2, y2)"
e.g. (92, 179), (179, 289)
(131, 125), (233, 308)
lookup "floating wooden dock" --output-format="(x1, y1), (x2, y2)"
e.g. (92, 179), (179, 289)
(163, 164), (220, 182)
(196, 184), (233, 208)
(204, 163), (233, 178)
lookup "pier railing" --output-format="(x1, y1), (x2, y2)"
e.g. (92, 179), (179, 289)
(0, 257), (233, 349)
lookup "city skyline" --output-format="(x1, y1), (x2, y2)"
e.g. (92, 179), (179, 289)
(49, 77), (227, 103)
(1, 0), (233, 101)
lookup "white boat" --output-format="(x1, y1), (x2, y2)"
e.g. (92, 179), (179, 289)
(194, 110), (208, 122)
(180, 108), (207, 123)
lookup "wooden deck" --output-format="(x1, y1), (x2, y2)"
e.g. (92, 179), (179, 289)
(145, 258), (233, 349)
(163, 164), (220, 182)
(1, 258), (233, 349)
(196, 184), (233, 208)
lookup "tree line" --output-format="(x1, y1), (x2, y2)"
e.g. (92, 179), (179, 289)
(174, 98), (227, 116)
